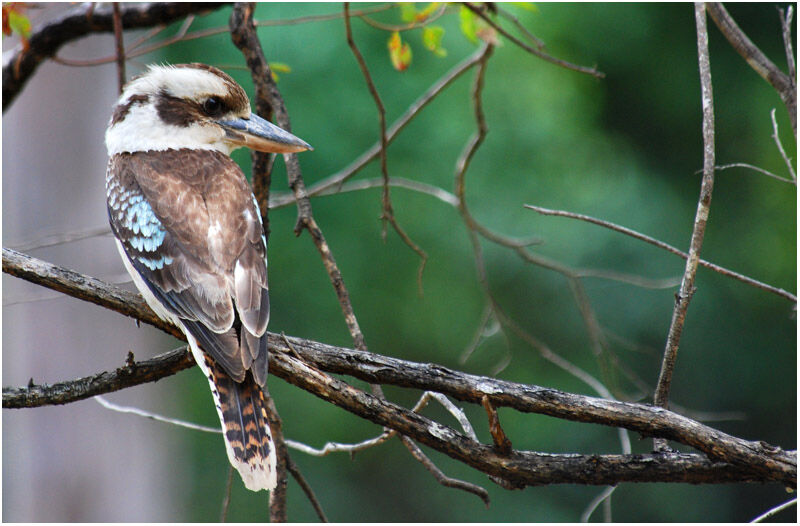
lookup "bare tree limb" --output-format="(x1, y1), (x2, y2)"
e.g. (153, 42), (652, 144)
(344, 2), (428, 291)
(751, 497), (797, 523)
(269, 44), (493, 207)
(461, 2), (605, 79)
(771, 108), (797, 183)
(2, 2), (229, 111)
(285, 456), (328, 522)
(228, 3), (368, 354)
(3, 249), (795, 487)
(398, 435), (490, 507)
(714, 162), (794, 185)
(2, 247), (183, 340)
(653, 2), (718, 430)
(523, 205), (796, 303)
(779, 6), (796, 89)
(706, 2), (796, 137)
(111, 2), (126, 94)
(228, 2), (275, 238)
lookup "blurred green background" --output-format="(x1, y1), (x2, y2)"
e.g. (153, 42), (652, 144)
(125, 2), (796, 522)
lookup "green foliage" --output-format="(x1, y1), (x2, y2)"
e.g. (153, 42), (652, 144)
(422, 24), (447, 57)
(157, 3), (796, 522)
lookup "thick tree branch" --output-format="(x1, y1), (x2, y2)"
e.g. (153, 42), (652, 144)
(2, 2), (229, 111)
(3, 337), (795, 487)
(2, 247), (182, 340)
(2, 249), (795, 487)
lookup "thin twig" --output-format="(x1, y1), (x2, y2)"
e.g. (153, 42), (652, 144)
(94, 395), (221, 433)
(268, 44), (492, 208)
(359, 3), (447, 32)
(750, 497), (797, 522)
(263, 393), (289, 522)
(461, 2), (604, 79)
(111, 2), (126, 94)
(653, 2), (717, 428)
(706, 2), (796, 137)
(257, 3), (395, 27)
(286, 433), (393, 457)
(220, 466), (234, 522)
(230, 3), (369, 353)
(8, 225), (112, 252)
(285, 456), (328, 522)
(494, 4), (546, 50)
(399, 435), (491, 508)
(344, 2), (428, 293)
(714, 162), (794, 185)
(53, 2), (398, 68)
(524, 205), (796, 303)
(482, 395), (512, 455)
(771, 108), (797, 182)
(779, 6), (796, 87)
(3, 2), (228, 110)
(580, 485), (617, 522)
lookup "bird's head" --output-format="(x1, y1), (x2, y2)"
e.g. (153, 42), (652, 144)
(105, 63), (312, 156)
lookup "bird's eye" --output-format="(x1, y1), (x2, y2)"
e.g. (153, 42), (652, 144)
(202, 97), (224, 116)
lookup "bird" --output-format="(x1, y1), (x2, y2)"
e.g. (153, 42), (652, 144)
(104, 63), (312, 491)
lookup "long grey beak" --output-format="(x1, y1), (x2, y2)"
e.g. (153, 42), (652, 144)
(218, 113), (313, 153)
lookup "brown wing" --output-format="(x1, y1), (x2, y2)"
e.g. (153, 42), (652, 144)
(106, 149), (269, 383)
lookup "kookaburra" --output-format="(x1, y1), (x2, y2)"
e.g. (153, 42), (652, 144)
(105, 63), (311, 491)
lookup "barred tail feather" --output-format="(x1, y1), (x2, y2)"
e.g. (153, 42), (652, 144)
(199, 349), (277, 492)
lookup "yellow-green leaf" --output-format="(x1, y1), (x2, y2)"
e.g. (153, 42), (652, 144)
(400, 3), (417, 23)
(459, 5), (477, 43)
(510, 2), (538, 12)
(5, 7), (31, 38)
(422, 25), (446, 57)
(416, 2), (440, 21)
(387, 31), (412, 71)
(269, 62), (291, 74)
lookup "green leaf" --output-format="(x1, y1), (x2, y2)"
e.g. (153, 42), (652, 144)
(510, 2), (538, 12)
(400, 3), (417, 23)
(268, 62), (290, 83)
(269, 62), (292, 74)
(422, 25), (446, 57)
(459, 5), (477, 43)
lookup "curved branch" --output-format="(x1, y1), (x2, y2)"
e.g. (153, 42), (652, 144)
(2, 248), (795, 487)
(3, 2), (230, 111)
(461, 2), (605, 79)
(706, 2), (796, 137)
(2, 338), (795, 487)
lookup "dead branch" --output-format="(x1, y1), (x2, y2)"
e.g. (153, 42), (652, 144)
(344, 3), (428, 290)
(4, 335), (795, 487)
(653, 2), (717, 417)
(523, 205), (796, 303)
(461, 2), (604, 79)
(2, 2), (229, 111)
(2, 248), (795, 488)
(706, 2), (796, 137)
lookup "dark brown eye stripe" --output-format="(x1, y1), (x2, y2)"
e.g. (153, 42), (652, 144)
(110, 93), (149, 126)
